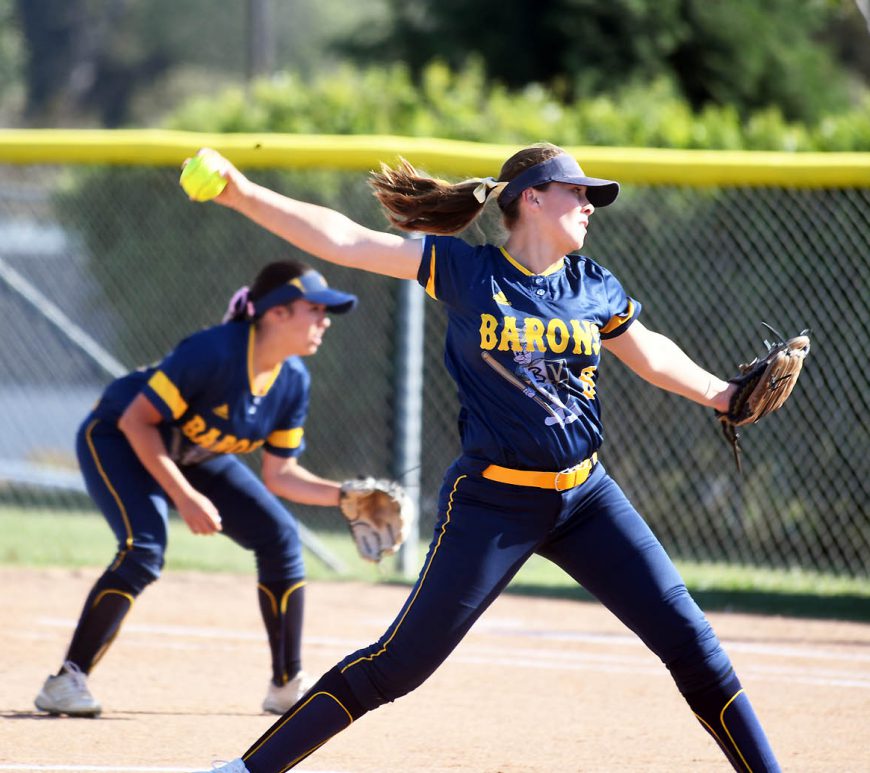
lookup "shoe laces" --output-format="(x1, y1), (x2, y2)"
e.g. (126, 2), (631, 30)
(61, 660), (87, 689)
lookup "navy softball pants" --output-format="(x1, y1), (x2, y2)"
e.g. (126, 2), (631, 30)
(76, 416), (305, 591)
(340, 458), (728, 700)
(238, 456), (778, 772)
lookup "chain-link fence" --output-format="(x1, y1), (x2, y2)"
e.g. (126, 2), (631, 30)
(1, 154), (867, 577)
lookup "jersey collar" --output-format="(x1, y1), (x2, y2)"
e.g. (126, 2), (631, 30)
(499, 246), (565, 277)
(247, 324), (282, 397)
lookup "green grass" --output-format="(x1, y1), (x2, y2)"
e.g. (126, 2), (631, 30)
(2, 507), (869, 621)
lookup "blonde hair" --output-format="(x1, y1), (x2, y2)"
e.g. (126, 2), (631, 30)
(369, 143), (565, 235)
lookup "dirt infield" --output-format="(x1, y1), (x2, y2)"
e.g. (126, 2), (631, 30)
(1, 566), (868, 773)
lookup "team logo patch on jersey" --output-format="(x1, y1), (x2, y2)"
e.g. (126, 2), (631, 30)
(212, 403), (229, 419)
(491, 278), (511, 307)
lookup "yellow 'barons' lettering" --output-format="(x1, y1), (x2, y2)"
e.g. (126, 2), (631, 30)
(193, 428), (221, 448)
(579, 365), (597, 399)
(211, 434), (239, 453)
(180, 414), (263, 455)
(524, 318), (546, 352)
(570, 320), (600, 355)
(479, 314), (498, 350)
(546, 319), (571, 353)
(479, 314), (601, 355)
(230, 439), (265, 454)
(182, 415), (206, 439)
(498, 316), (521, 351)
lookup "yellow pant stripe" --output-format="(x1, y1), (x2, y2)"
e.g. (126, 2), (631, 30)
(91, 589), (135, 609)
(89, 588), (135, 670)
(85, 419), (134, 554)
(243, 690), (353, 769)
(721, 687), (753, 772)
(257, 583), (278, 616)
(257, 580), (307, 617)
(280, 581), (306, 613)
(340, 474), (466, 674)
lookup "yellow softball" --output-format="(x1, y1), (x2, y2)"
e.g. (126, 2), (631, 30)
(179, 153), (228, 202)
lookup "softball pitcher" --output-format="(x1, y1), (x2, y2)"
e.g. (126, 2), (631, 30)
(34, 260), (358, 718)
(189, 145), (780, 772)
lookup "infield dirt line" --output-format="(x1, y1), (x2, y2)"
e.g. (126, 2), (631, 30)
(21, 617), (870, 690)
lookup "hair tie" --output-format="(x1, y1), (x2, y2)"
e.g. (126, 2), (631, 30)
(471, 177), (508, 204)
(222, 286), (254, 323)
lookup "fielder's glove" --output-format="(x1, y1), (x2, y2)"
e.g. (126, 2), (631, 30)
(716, 324), (811, 471)
(339, 477), (415, 562)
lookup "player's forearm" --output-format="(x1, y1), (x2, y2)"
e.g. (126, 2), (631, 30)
(631, 334), (731, 410)
(267, 474), (342, 507)
(606, 326), (732, 410)
(262, 456), (342, 506)
(117, 418), (197, 505)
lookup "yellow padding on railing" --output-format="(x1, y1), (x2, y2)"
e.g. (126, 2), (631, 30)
(0, 129), (868, 187)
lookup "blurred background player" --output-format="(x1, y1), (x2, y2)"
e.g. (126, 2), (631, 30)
(34, 259), (358, 717)
(187, 144), (780, 772)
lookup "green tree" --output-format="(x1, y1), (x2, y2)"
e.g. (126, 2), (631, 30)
(10, 0), (389, 127)
(14, 0), (171, 126)
(338, 0), (864, 122)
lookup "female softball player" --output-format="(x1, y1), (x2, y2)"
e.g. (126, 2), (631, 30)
(34, 259), (359, 718)
(188, 145), (780, 772)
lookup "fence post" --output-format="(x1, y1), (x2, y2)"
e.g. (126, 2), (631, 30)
(393, 278), (425, 578)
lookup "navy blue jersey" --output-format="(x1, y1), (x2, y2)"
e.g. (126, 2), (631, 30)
(418, 235), (641, 470)
(94, 322), (309, 466)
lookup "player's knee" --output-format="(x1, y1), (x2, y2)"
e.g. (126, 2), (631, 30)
(112, 545), (165, 594)
(341, 645), (441, 708)
(650, 586), (734, 694)
(665, 627), (733, 695)
(253, 529), (304, 581)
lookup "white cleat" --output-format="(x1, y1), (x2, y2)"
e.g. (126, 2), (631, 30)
(195, 760), (251, 773)
(262, 671), (315, 714)
(34, 661), (102, 717)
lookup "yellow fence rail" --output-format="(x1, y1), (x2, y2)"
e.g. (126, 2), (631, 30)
(1, 129), (869, 186)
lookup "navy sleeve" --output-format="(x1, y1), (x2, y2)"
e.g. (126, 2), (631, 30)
(140, 334), (218, 422)
(596, 265), (642, 340)
(264, 362), (310, 458)
(417, 235), (477, 307)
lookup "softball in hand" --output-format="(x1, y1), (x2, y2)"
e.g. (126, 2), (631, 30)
(179, 152), (228, 202)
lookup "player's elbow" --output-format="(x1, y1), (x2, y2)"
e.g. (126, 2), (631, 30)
(261, 469), (281, 494)
(116, 407), (136, 437)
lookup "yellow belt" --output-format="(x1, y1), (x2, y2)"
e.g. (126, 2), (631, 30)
(482, 452), (598, 491)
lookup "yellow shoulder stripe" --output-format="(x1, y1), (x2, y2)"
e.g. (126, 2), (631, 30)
(425, 243), (437, 300)
(147, 370), (188, 420)
(600, 299), (636, 335)
(268, 427), (304, 449)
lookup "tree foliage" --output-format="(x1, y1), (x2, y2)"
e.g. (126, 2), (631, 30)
(14, 0), (172, 126)
(169, 60), (870, 151)
(7, 0), (868, 128)
(337, 0), (867, 123)
(9, 0), (387, 127)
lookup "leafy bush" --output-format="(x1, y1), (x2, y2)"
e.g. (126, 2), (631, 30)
(167, 60), (870, 151)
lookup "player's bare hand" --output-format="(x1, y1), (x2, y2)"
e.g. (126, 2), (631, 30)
(176, 490), (223, 535)
(182, 147), (252, 207)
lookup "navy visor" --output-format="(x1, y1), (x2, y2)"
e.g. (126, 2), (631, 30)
(499, 154), (620, 208)
(252, 270), (358, 315)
